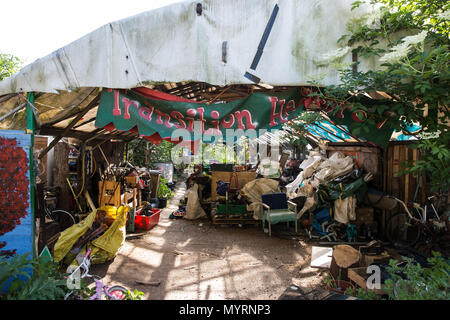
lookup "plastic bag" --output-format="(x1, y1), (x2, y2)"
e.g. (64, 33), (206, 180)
(89, 205), (129, 264)
(313, 152), (354, 184)
(54, 206), (129, 265)
(53, 210), (97, 263)
(240, 178), (280, 220)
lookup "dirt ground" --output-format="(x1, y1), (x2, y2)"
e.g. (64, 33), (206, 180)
(90, 183), (328, 300)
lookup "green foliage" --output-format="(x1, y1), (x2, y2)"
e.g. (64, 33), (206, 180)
(128, 139), (174, 167)
(157, 176), (173, 199)
(344, 286), (381, 300)
(310, 0), (450, 193)
(0, 252), (33, 293)
(383, 252), (450, 300)
(0, 53), (22, 81)
(123, 289), (144, 300)
(287, 111), (325, 148)
(0, 253), (72, 300)
(400, 134), (450, 192)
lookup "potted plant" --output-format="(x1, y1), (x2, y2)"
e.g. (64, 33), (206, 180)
(325, 272), (355, 295)
(157, 176), (173, 208)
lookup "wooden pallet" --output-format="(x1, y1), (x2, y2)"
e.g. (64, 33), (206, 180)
(212, 214), (259, 225)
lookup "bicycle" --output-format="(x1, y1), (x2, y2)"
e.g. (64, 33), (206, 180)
(64, 249), (128, 300)
(385, 195), (449, 256)
(44, 186), (77, 231)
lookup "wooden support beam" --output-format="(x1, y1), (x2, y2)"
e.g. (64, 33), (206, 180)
(38, 94), (100, 159)
(73, 116), (96, 129)
(84, 128), (107, 143)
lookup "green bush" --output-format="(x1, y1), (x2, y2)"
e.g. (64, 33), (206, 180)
(384, 252), (450, 300)
(344, 252), (450, 300)
(157, 176), (173, 199)
(0, 252), (70, 300)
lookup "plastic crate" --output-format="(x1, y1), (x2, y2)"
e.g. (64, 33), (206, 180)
(216, 204), (247, 215)
(210, 164), (234, 172)
(134, 209), (161, 230)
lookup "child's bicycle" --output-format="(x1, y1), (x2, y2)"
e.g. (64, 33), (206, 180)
(64, 249), (128, 300)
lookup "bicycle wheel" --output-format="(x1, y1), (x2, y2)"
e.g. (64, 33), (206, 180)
(51, 209), (76, 231)
(107, 285), (128, 300)
(386, 212), (421, 246)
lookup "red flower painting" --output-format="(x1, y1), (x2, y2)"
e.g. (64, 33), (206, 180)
(0, 136), (30, 256)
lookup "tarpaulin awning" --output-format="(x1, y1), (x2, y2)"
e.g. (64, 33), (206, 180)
(0, 0), (374, 95)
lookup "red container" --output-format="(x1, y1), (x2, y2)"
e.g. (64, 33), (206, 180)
(134, 208), (161, 230)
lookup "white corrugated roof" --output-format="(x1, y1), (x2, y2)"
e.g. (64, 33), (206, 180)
(0, 0), (372, 95)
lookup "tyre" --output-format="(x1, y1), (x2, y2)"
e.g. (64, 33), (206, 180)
(107, 285), (128, 300)
(51, 209), (76, 231)
(386, 212), (421, 246)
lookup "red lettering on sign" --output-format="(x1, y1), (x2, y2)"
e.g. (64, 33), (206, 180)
(171, 111), (186, 129)
(122, 97), (139, 119)
(207, 120), (221, 135)
(197, 107), (206, 133)
(113, 90), (121, 116)
(269, 97), (287, 127)
(154, 109), (165, 125)
(221, 114), (235, 129)
(139, 106), (154, 121)
(154, 109), (172, 128)
(234, 110), (257, 130)
(186, 108), (197, 132)
(284, 100), (296, 118)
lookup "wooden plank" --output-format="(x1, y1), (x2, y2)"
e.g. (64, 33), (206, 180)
(34, 136), (49, 184)
(53, 142), (71, 210)
(99, 181), (121, 207)
(393, 145), (399, 178)
(84, 190), (96, 212)
(386, 144), (392, 195)
(348, 267), (387, 295)
(150, 173), (160, 198)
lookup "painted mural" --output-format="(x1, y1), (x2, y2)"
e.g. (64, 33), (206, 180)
(0, 130), (32, 258)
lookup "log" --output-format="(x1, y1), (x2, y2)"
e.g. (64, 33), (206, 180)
(329, 245), (361, 281)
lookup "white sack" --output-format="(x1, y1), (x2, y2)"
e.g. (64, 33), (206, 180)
(184, 184), (207, 220)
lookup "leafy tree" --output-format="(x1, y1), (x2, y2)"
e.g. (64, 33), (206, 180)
(0, 53), (22, 81)
(306, 0), (449, 193)
(128, 139), (174, 167)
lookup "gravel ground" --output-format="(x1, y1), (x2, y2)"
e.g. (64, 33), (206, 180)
(90, 183), (327, 300)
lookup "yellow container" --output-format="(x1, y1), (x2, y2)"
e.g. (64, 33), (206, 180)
(100, 205), (118, 219)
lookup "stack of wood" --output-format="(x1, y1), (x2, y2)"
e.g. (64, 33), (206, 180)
(329, 244), (361, 281)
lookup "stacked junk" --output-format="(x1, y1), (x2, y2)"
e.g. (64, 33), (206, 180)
(284, 145), (377, 242)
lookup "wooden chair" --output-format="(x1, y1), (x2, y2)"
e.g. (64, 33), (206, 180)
(258, 192), (298, 237)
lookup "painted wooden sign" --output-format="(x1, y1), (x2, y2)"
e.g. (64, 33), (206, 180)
(0, 130), (33, 258)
